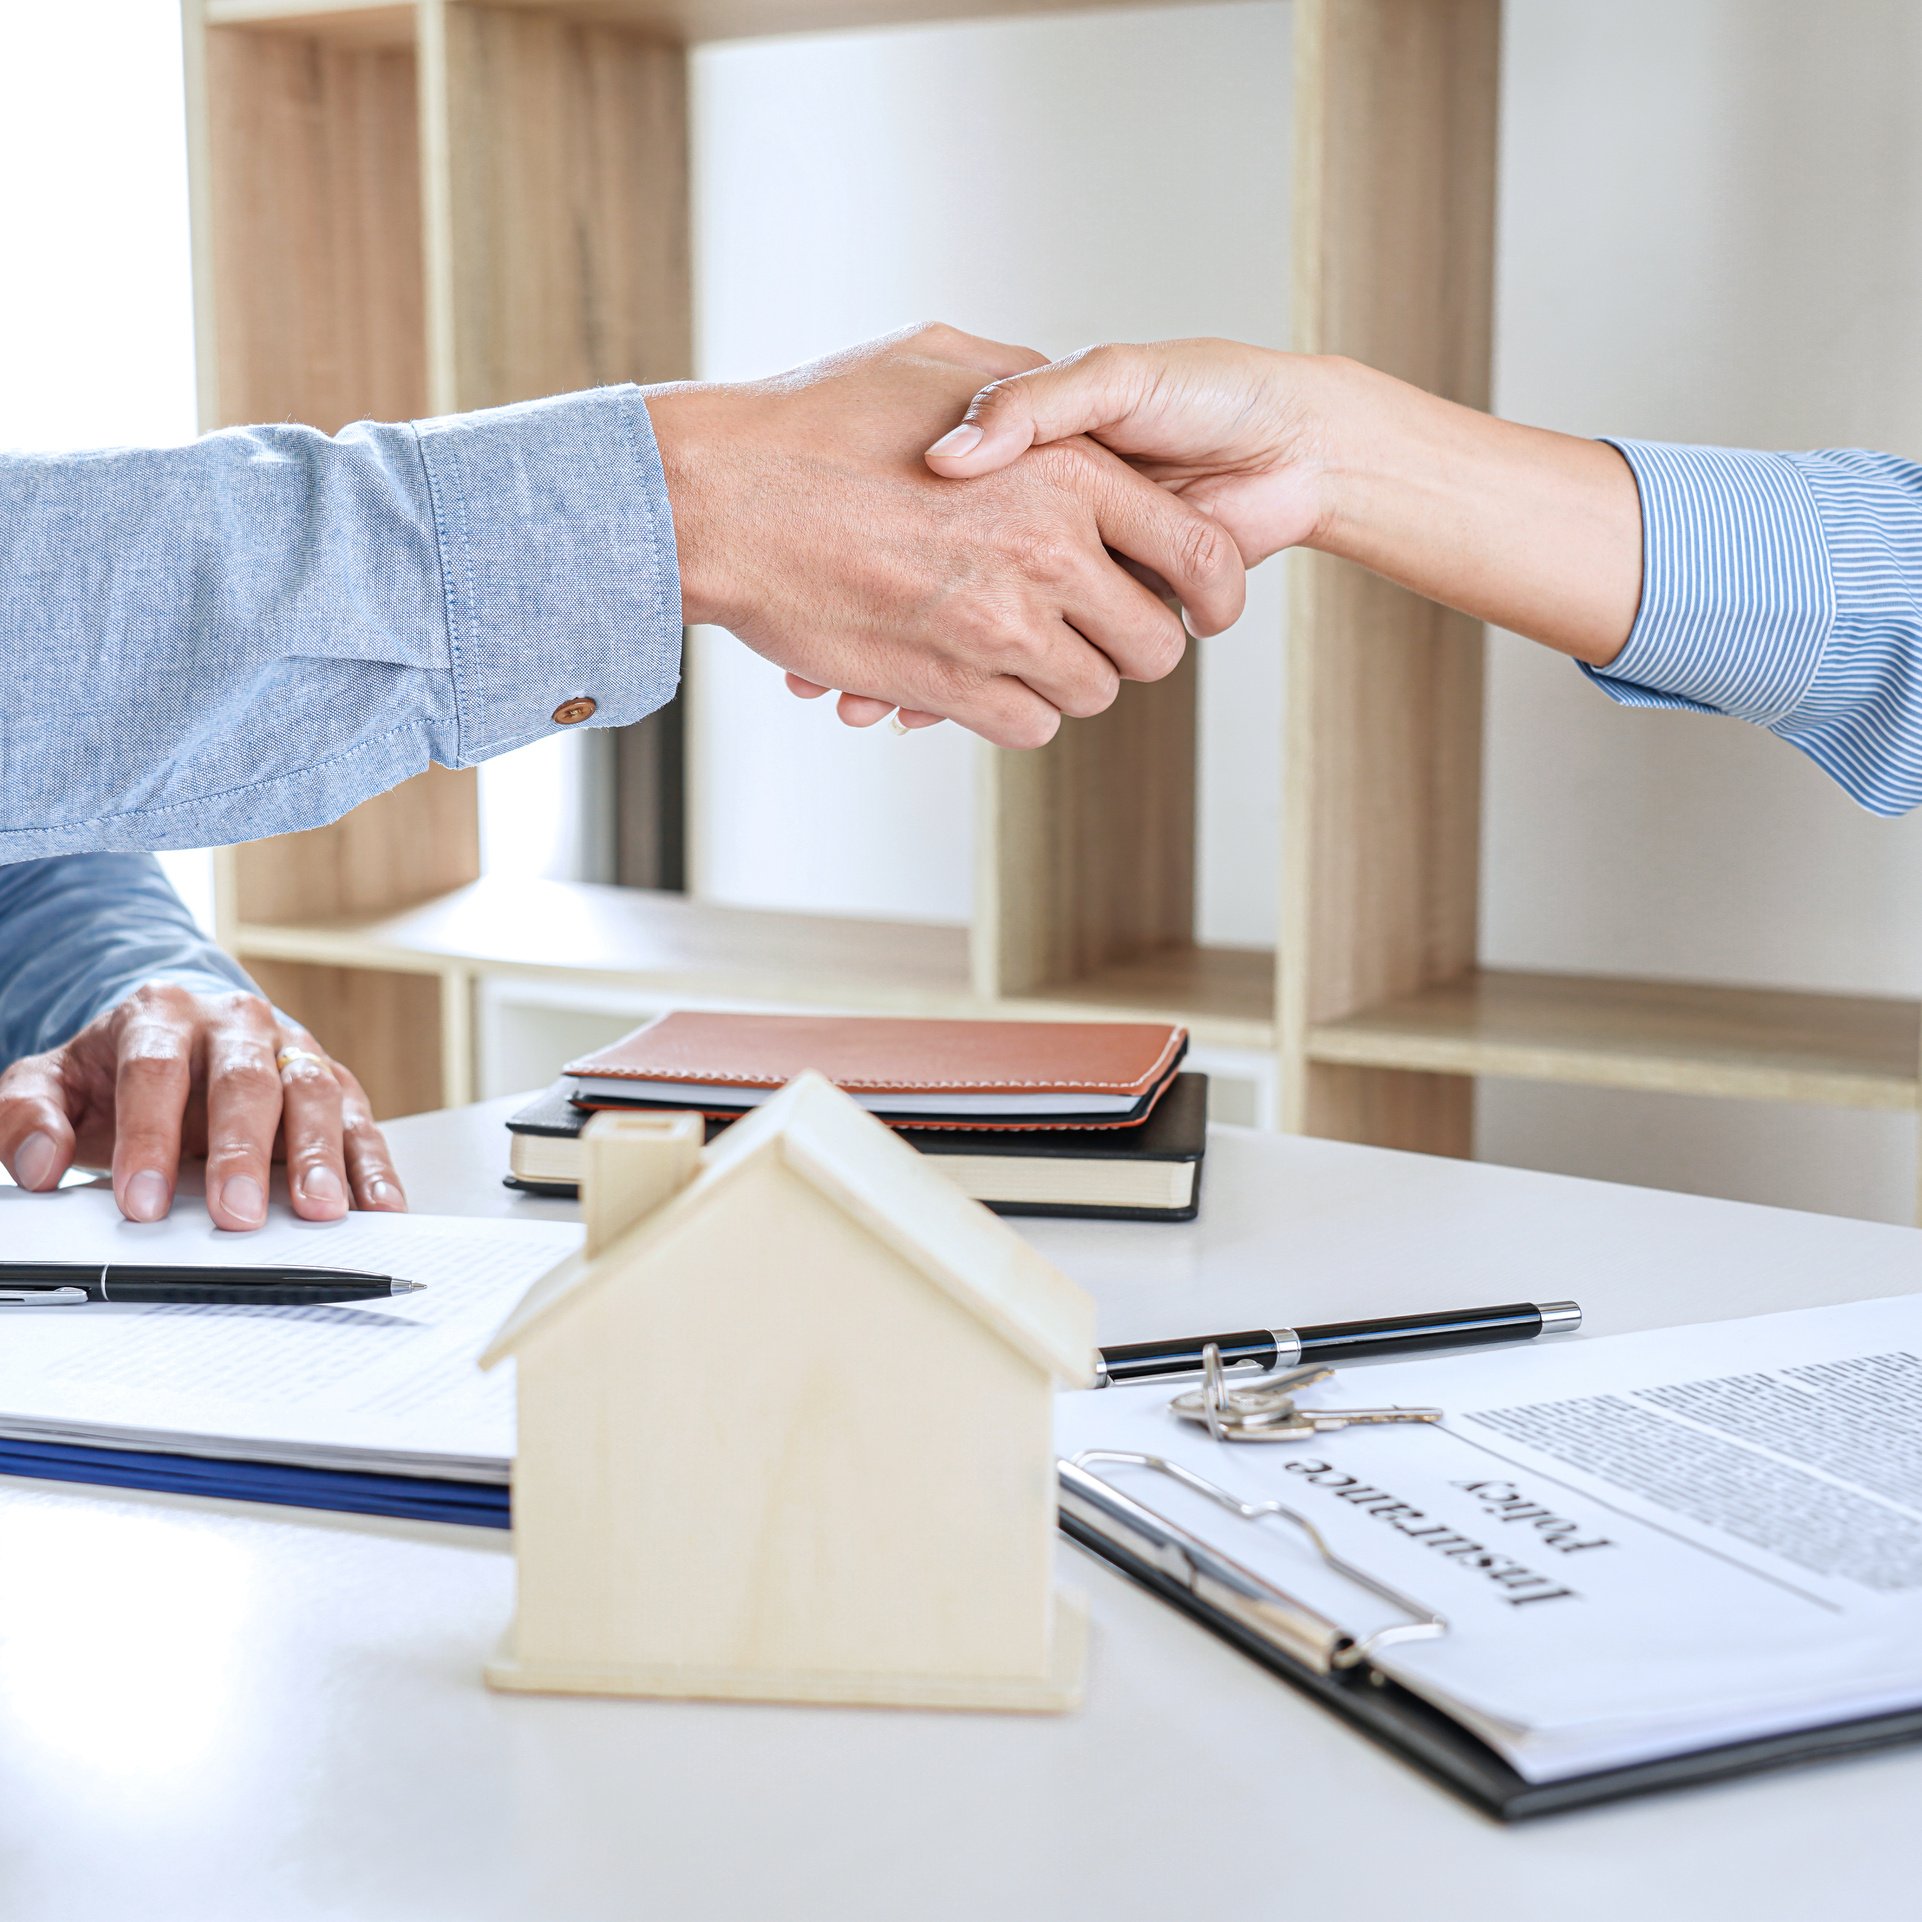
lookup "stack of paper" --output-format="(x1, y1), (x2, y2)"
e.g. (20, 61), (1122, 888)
(0, 1186), (576, 1517)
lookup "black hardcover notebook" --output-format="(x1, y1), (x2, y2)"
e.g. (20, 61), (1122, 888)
(506, 1072), (1209, 1220)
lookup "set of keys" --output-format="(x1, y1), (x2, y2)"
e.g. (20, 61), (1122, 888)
(1169, 1345), (1444, 1444)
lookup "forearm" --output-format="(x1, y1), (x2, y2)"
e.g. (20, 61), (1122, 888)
(0, 388), (683, 861)
(1312, 358), (1922, 815)
(933, 333), (1922, 812)
(1308, 358), (1643, 665)
(0, 854), (253, 1065)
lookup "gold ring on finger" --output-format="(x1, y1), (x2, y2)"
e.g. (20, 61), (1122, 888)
(276, 1047), (330, 1077)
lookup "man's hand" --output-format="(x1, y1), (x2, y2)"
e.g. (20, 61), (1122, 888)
(647, 324), (1246, 748)
(0, 982), (406, 1231)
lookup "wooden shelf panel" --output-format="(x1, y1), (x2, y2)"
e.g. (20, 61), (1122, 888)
(204, 0), (1216, 49)
(233, 881), (1275, 1046)
(236, 879), (974, 1010)
(205, 0), (417, 45)
(1308, 967), (1922, 1111)
(1010, 944), (1275, 1051)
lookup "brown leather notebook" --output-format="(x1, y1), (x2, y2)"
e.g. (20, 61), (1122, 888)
(564, 1012), (1189, 1131)
(508, 1074), (1209, 1216)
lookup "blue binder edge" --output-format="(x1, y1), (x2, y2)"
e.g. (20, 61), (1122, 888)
(0, 1441), (509, 1528)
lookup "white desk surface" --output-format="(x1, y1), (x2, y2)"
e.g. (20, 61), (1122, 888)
(4, 1099), (1919, 1922)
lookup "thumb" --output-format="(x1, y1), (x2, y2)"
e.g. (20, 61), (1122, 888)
(924, 343), (1151, 477)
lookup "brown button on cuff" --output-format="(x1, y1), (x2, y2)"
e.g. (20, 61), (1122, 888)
(551, 696), (598, 726)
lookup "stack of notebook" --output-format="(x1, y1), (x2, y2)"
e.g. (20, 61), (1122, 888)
(506, 1010), (1208, 1220)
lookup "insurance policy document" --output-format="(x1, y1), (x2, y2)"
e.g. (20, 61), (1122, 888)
(0, 1184), (580, 1479)
(1058, 1290), (1922, 1780)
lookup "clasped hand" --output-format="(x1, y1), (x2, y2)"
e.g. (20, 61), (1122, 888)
(648, 324), (1250, 746)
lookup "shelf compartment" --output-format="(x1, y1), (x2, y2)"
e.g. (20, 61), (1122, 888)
(234, 879), (976, 1011)
(1009, 944), (1275, 1051)
(197, 10), (427, 430)
(977, 669), (1198, 1005)
(234, 880), (1276, 1046)
(1307, 967), (1922, 1111)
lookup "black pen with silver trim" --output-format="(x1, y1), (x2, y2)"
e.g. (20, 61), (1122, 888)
(1093, 1299), (1581, 1387)
(0, 1262), (426, 1307)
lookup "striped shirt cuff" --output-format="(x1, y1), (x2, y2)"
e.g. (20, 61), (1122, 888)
(1585, 440), (1922, 815)
(1768, 452), (1922, 815)
(1583, 440), (1835, 725)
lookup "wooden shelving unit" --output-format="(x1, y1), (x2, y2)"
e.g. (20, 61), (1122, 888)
(180, 0), (1273, 1121)
(182, 0), (1922, 1216)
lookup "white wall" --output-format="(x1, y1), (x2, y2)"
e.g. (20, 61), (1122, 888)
(0, 0), (215, 931)
(686, 2), (1290, 941)
(1481, 0), (1922, 1219)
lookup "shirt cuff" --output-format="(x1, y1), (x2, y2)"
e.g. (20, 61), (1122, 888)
(72, 952), (259, 1038)
(411, 385), (684, 763)
(1582, 440), (1836, 724)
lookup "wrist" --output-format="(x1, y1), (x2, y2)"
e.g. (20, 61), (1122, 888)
(1298, 355), (1420, 561)
(643, 381), (762, 629)
(1296, 357), (1643, 665)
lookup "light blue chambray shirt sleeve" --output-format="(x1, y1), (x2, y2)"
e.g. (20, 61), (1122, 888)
(0, 854), (256, 1066)
(1584, 439), (1922, 815)
(0, 385), (682, 863)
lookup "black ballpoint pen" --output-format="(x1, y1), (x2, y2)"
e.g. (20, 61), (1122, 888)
(0, 1262), (426, 1307)
(1093, 1299), (1581, 1387)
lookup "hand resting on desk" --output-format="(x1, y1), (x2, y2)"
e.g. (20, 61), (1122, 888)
(0, 981), (404, 1233)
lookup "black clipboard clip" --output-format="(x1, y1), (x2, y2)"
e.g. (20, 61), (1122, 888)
(1060, 1448), (1449, 1675)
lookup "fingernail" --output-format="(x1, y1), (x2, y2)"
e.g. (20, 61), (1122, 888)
(221, 1174), (266, 1226)
(125, 1170), (171, 1222)
(369, 1179), (404, 1210)
(302, 1166), (344, 1205)
(926, 423), (982, 458)
(14, 1131), (57, 1191)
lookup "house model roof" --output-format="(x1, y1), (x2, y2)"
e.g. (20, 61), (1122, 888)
(480, 1070), (1097, 1385)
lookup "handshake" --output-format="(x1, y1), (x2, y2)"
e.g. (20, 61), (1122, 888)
(658, 321), (1636, 746)
(647, 323), (1309, 750)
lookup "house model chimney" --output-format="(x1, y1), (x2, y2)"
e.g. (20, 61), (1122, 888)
(581, 1109), (704, 1256)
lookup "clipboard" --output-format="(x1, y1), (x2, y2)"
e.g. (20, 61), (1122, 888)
(1057, 1456), (1922, 1821)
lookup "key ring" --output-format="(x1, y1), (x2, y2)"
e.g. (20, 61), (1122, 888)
(1177, 1344), (1332, 1440)
(1169, 1343), (1444, 1443)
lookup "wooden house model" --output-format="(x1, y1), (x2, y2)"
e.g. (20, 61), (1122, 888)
(480, 1071), (1096, 1710)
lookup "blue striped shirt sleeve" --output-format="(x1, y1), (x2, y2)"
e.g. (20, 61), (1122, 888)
(1584, 439), (1922, 815)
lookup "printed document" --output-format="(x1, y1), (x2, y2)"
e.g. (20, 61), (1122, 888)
(1058, 1289), (1922, 1781)
(0, 1185), (578, 1478)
